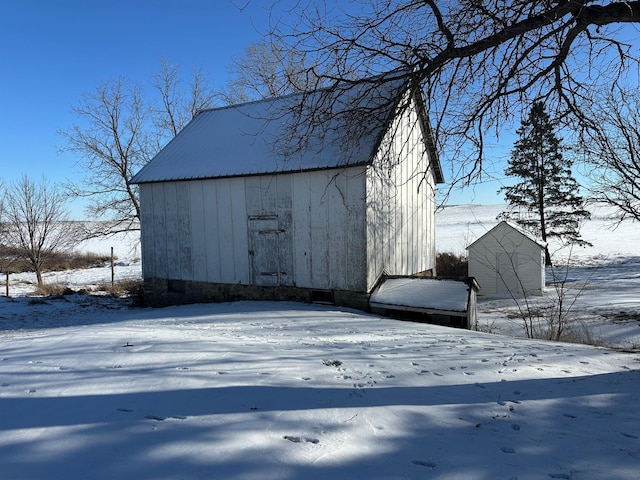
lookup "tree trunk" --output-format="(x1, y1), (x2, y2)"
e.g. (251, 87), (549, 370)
(544, 246), (552, 267)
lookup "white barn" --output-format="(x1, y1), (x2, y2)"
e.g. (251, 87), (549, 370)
(131, 74), (444, 308)
(467, 221), (546, 296)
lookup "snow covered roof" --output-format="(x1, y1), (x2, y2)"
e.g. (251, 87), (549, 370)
(467, 220), (547, 250)
(131, 71), (442, 184)
(370, 277), (474, 313)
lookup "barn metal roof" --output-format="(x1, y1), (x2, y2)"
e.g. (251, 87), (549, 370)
(131, 71), (443, 184)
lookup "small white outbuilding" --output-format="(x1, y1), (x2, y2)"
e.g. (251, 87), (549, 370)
(467, 221), (546, 296)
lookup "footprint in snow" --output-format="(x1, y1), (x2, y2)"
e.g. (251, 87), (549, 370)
(412, 460), (437, 469)
(284, 435), (319, 444)
(145, 414), (187, 421)
(146, 415), (166, 421)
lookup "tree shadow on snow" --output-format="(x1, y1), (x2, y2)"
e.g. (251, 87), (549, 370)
(1, 370), (639, 479)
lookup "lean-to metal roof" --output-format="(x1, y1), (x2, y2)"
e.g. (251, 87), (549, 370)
(131, 71), (442, 184)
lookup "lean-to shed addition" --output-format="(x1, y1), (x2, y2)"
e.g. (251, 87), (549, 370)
(131, 72), (444, 308)
(467, 221), (546, 296)
(370, 276), (479, 329)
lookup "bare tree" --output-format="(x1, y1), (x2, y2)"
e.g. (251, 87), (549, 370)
(1, 176), (79, 287)
(266, 1), (640, 187)
(578, 87), (640, 222)
(152, 61), (217, 139)
(60, 63), (216, 234)
(221, 40), (324, 104)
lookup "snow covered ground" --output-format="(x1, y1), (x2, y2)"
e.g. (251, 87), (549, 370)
(437, 204), (640, 350)
(0, 205), (639, 479)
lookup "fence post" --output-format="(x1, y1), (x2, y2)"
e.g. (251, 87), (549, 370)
(111, 247), (115, 288)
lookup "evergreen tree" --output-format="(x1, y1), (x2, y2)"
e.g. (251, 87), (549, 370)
(499, 102), (590, 266)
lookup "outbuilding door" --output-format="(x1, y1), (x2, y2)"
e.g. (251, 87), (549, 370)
(248, 216), (290, 286)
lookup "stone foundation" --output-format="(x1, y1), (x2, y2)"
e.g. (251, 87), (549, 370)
(143, 277), (370, 312)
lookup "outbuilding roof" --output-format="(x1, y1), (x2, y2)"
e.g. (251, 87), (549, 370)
(131, 71), (443, 184)
(467, 221), (547, 250)
(370, 276), (476, 313)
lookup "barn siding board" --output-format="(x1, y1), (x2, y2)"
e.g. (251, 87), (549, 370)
(327, 172), (346, 287)
(151, 183), (168, 279)
(139, 186), (156, 279)
(261, 176), (277, 215)
(345, 168), (367, 291)
(203, 180), (222, 282)
(229, 177), (249, 283)
(244, 177), (262, 217)
(275, 176), (294, 285)
(309, 173), (330, 287)
(189, 181), (207, 282)
(161, 182), (179, 280)
(215, 181), (234, 282)
(291, 172), (312, 288)
(176, 182), (193, 280)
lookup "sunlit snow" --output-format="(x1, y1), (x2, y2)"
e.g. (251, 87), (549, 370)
(1, 204), (638, 479)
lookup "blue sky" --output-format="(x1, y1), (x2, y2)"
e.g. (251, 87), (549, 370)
(0, 0), (506, 219)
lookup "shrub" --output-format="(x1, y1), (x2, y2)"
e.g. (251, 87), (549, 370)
(436, 252), (468, 277)
(96, 279), (145, 306)
(0, 246), (111, 273)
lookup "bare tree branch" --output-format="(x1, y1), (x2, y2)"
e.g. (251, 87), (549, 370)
(265, 0), (640, 186)
(59, 64), (216, 235)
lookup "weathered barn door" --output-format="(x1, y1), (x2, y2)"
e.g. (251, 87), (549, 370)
(248, 216), (289, 286)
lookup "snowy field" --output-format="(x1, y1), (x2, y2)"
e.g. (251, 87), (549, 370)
(0, 205), (639, 479)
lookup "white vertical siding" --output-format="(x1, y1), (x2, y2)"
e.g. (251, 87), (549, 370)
(140, 181), (195, 281)
(290, 168), (367, 291)
(138, 98), (435, 295)
(189, 181), (207, 282)
(139, 185), (155, 279)
(291, 172), (312, 287)
(151, 183), (168, 279)
(366, 94), (438, 291)
(140, 168), (366, 290)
